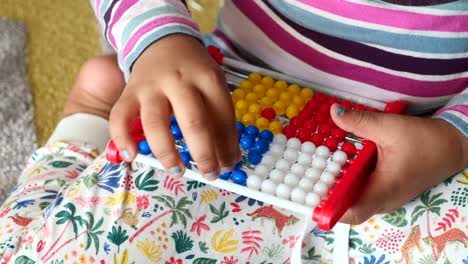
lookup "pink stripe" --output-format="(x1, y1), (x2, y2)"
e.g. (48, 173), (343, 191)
(435, 105), (468, 116)
(297, 0), (468, 32)
(107, 0), (139, 48)
(96, 0), (102, 17)
(122, 16), (198, 58)
(234, 1), (466, 97)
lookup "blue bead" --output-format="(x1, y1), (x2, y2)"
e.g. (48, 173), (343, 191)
(219, 172), (231, 180)
(259, 130), (274, 142)
(239, 135), (255, 150)
(179, 152), (192, 167)
(170, 123), (183, 140)
(247, 150), (263, 165)
(170, 115), (177, 124)
(181, 144), (189, 153)
(234, 161), (243, 170)
(236, 121), (245, 136)
(231, 170), (247, 185)
(254, 139), (270, 154)
(245, 125), (259, 138)
(138, 140), (152, 155)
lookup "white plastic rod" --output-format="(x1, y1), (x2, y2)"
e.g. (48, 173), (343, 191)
(135, 154), (313, 217)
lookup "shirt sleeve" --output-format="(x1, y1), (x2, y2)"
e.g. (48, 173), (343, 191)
(433, 88), (468, 137)
(90, 0), (202, 80)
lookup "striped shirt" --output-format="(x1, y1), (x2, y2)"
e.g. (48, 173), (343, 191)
(90, 0), (468, 135)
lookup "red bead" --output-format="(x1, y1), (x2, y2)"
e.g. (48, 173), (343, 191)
(299, 109), (313, 120)
(353, 104), (366, 111)
(261, 108), (276, 121)
(282, 125), (297, 139)
(324, 137), (339, 152)
(131, 118), (143, 133)
(369, 108), (380, 113)
(314, 112), (328, 123)
(328, 96), (340, 104)
(384, 100), (407, 114)
(304, 120), (318, 131)
(305, 99), (320, 111)
(331, 128), (347, 142)
(296, 128), (312, 143)
(310, 133), (324, 146)
(106, 140), (123, 163)
(319, 103), (331, 113)
(317, 124), (332, 137)
(341, 100), (353, 109)
(290, 116), (305, 128)
(341, 142), (356, 157)
(314, 92), (327, 103)
(327, 118), (336, 128)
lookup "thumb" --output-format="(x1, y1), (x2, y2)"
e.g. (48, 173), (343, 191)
(330, 104), (383, 140)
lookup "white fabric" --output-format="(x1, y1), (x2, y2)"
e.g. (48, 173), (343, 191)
(333, 223), (351, 264)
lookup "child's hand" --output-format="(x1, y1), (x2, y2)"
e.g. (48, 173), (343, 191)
(330, 104), (468, 225)
(110, 34), (240, 179)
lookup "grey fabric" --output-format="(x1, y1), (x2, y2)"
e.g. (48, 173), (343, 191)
(0, 20), (37, 203)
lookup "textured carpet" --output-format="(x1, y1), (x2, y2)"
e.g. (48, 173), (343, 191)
(0, 20), (37, 202)
(0, 0), (102, 145)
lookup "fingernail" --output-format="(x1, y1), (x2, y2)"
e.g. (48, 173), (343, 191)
(220, 165), (234, 174)
(122, 150), (131, 160)
(168, 166), (182, 177)
(204, 171), (218, 180)
(336, 105), (345, 116)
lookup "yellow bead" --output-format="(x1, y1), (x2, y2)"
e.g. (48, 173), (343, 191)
(292, 95), (306, 109)
(235, 110), (243, 121)
(245, 92), (258, 104)
(248, 72), (262, 84)
(242, 113), (256, 126)
(260, 97), (274, 108)
(266, 88), (279, 100)
(269, 121), (283, 135)
(287, 84), (301, 96)
(300, 88), (314, 100)
(249, 103), (263, 118)
(256, 117), (270, 131)
(279, 91), (292, 104)
(232, 88), (245, 101)
(274, 80), (288, 91)
(253, 84), (267, 98)
(239, 80), (253, 93)
(272, 101), (287, 116)
(232, 97), (238, 106)
(286, 104), (300, 119)
(235, 100), (249, 115)
(261, 76), (275, 87)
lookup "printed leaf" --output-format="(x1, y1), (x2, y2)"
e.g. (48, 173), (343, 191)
(211, 229), (239, 253)
(14, 256), (35, 264)
(382, 208), (408, 227)
(193, 258), (217, 264)
(135, 171), (159, 192)
(210, 202), (229, 223)
(200, 190), (218, 204)
(49, 161), (73, 168)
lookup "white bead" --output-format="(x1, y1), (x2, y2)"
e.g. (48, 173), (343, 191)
(283, 149), (298, 163)
(273, 133), (287, 146)
(320, 172), (336, 187)
(275, 159), (290, 172)
(260, 155), (275, 169)
(313, 182), (328, 197)
(305, 168), (321, 182)
(298, 178), (314, 192)
(316, 145), (331, 158)
(291, 163), (305, 177)
(332, 150), (348, 165)
(254, 165), (270, 179)
(269, 169), (285, 184)
(305, 192), (321, 208)
(297, 153), (313, 166)
(312, 157), (327, 170)
(291, 188), (306, 204)
(286, 138), (301, 150)
(283, 173), (300, 187)
(260, 179), (277, 195)
(275, 183), (291, 199)
(326, 161), (341, 176)
(301, 142), (316, 154)
(269, 145), (284, 159)
(246, 175), (262, 190)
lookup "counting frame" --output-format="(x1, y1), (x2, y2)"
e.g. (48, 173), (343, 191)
(106, 46), (406, 230)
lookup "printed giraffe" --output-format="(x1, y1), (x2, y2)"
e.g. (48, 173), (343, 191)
(396, 226), (423, 264)
(247, 205), (299, 236)
(423, 228), (468, 261)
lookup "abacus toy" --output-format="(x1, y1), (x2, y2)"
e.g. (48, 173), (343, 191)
(106, 47), (406, 231)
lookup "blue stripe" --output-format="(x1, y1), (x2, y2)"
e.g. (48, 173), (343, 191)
(121, 6), (183, 48)
(372, 0), (468, 11)
(99, 0), (112, 20)
(269, 1), (468, 54)
(122, 26), (201, 80)
(435, 112), (468, 136)
(443, 93), (468, 107)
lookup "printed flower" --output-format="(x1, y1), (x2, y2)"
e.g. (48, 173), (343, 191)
(0, 208), (11, 218)
(136, 239), (162, 262)
(190, 215), (210, 236)
(221, 256), (239, 264)
(136, 195), (150, 210)
(282, 235), (300, 249)
(165, 257), (183, 264)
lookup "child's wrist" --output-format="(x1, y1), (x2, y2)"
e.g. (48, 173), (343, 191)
(434, 118), (468, 170)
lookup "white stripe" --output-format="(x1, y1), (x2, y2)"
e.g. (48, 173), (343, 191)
(363, 42), (468, 59)
(221, 3), (455, 113)
(347, 0), (468, 16)
(289, 1), (468, 38)
(257, 1), (468, 81)
(439, 109), (468, 119)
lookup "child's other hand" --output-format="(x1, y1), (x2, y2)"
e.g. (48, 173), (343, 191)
(110, 34), (240, 179)
(330, 104), (468, 225)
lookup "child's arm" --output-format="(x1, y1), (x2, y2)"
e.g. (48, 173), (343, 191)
(90, 1), (241, 178)
(433, 88), (468, 138)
